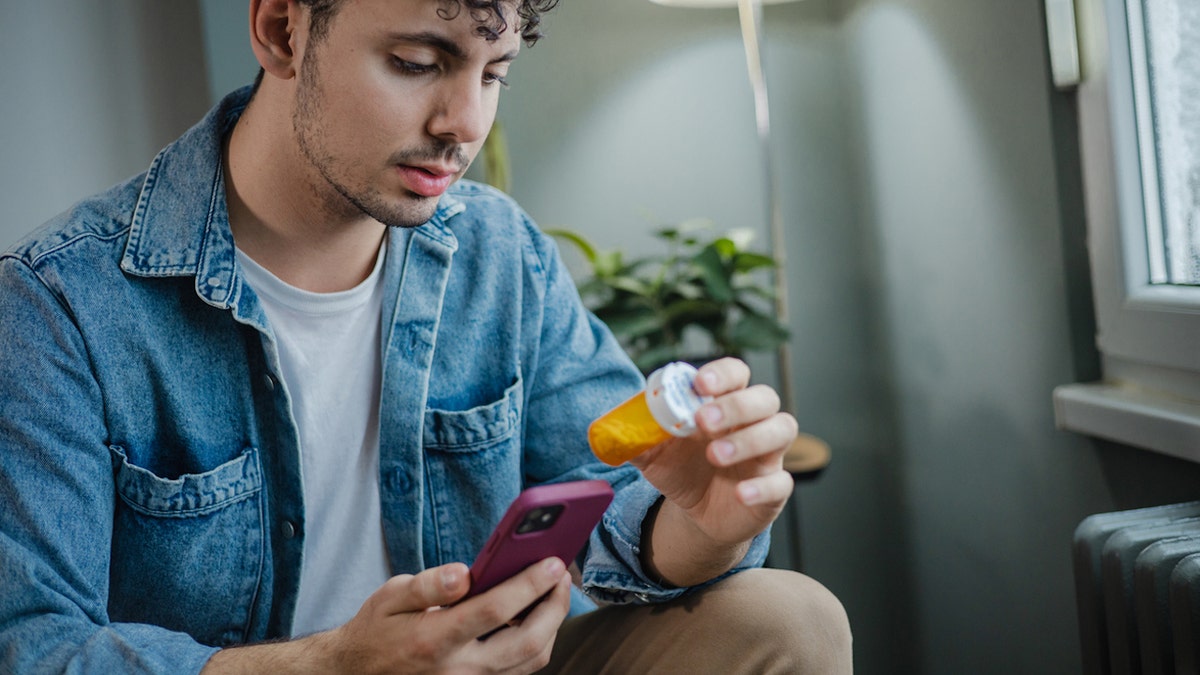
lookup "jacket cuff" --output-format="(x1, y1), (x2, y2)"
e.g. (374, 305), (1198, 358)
(579, 478), (771, 605)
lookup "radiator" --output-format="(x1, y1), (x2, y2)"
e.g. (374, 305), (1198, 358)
(1074, 502), (1200, 675)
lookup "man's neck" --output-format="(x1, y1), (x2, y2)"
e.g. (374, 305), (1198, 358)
(223, 97), (387, 294)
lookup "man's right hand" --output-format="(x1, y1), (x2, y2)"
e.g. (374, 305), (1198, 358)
(201, 557), (573, 674)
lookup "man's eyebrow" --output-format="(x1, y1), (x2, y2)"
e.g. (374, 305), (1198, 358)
(387, 31), (519, 64)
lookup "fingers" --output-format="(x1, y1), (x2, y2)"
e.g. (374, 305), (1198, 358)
(350, 559), (568, 673)
(692, 357), (796, 459)
(514, 570), (572, 634)
(693, 358), (782, 439)
(453, 557), (570, 641)
(463, 570), (572, 668)
(706, 411), (798, 467)
(690, 360), (799, 510)
(696, 384), (781, 437)
(734, 467), (795, 507)
(372, 563), (471, 615)
(693, 357), (751, 398)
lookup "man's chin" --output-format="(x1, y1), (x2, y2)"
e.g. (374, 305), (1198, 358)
(368, 195), (442, 229)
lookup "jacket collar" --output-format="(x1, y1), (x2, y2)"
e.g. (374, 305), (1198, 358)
(119, 86), (464, 309)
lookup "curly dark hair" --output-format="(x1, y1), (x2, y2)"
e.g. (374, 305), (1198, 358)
(299, 0), (561, 46)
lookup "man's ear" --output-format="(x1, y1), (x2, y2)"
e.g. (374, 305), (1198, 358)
(249, 0), (304, 80)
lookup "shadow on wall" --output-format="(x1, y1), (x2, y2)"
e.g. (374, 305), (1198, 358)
(1096, 441), (1200, 509)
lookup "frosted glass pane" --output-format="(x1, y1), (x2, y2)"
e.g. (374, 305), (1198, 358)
(1141, 0), (1200, 285)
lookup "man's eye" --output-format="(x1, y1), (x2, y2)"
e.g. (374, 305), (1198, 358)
(393, 57), (437, 75)
(484, 72), (510, 88)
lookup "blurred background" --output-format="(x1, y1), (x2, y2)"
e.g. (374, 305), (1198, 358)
(4, 1), (1200, 672)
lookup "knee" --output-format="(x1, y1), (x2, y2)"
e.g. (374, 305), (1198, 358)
(712, 568), (853, 674)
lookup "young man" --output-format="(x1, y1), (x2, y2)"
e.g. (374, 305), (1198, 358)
(0, 0), (851, 672)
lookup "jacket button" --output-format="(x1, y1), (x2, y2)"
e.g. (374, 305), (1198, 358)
(388, 469), (412, 493)
(281, 521), (296, 539)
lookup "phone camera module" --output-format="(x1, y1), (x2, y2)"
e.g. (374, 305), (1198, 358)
(516, 505), (564, 534)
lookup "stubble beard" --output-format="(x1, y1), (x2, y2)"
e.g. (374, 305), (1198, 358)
(292, 48), (465, 229)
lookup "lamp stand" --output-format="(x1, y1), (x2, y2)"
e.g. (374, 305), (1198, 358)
(735, 0), (794, 415)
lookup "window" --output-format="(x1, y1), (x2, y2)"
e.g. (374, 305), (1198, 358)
(1131, 0), (1200, 286)
(1053, 0), (1200, 461)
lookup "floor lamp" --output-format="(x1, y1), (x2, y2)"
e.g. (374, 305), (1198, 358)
(648, 0), (828, 570)
(646, 0), (799, 416)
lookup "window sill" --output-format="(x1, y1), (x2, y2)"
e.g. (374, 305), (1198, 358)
(1053, 382), (1200, 464)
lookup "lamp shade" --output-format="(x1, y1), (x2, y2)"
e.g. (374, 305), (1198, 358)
(647, 0), (799, 6)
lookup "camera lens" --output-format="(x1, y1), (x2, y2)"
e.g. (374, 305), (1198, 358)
(516, 505), (564, 534)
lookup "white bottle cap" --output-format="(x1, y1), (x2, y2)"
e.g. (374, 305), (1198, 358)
(645, 362), (712, 438)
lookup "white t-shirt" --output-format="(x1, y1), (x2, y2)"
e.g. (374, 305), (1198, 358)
(236, 243), (392, 637)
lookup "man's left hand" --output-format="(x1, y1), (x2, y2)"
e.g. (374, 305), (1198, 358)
(630, 357), (798, 586)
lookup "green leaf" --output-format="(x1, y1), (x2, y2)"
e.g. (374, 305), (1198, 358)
(606, 275), (653, 297)
(621, 255), (665, 272)
(733, 252), (776, 273)
(634, 345), (681, 373)
(670, 280), (706, 300)
(729, 312), (790, 351)
(733, 284), (777, 301)
(711, 237), (737, 260)
(662, 298), (722, 322)
(576, 278), (611, 298)
(692, 246), (733, 303)
(592, 250), (624, 278)
(544, 228), (598, 265)
(599, 308), (662, 340)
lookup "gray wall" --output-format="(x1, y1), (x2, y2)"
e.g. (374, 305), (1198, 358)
(0, 1), (210, 250)
(8, 1), (1200, 673)
(200, 0), (258, 102)
(841, 1), (1100, 671)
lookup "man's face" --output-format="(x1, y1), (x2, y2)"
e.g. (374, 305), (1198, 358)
(292, 0), (520, 228)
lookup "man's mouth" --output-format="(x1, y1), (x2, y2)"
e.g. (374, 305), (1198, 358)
(396, 164), (457, 198)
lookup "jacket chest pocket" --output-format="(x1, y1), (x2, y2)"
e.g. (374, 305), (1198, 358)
(422, 375), (524, 566)
(108, 445), (265, 647)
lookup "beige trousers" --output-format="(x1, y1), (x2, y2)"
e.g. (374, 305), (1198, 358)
(539, 568), (853, 674)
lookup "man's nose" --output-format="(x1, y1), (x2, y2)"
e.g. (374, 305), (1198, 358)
(427, 74), (492, 145)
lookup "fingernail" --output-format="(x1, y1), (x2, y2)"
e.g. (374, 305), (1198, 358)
(700, 371), (719, 391)
(442, 566), (462, 590)
(713, 440), (735, 463)
(543, 557), (565, 578)
(738, 483), (761, 504)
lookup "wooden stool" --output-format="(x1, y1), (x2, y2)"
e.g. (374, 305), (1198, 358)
(784, 433), (831, 480)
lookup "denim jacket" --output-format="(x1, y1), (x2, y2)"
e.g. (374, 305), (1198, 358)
(0, 88), (768, 673)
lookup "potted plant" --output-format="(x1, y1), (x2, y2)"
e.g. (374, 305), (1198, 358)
(545, 219), (789, 374)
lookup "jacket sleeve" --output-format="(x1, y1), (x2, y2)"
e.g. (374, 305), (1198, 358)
(0, 255), (219, 674)
(515, 224), (770, 606)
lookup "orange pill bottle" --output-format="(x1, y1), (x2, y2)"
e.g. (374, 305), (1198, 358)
(588, 362), (712, 466)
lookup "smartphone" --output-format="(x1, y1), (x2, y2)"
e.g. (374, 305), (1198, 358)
(464, 479), (615, 600)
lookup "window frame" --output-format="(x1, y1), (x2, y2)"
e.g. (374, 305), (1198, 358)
(1053, 0), (1200, 462)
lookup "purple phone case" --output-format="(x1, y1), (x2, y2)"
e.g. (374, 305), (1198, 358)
(466, 480), (614, 598)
